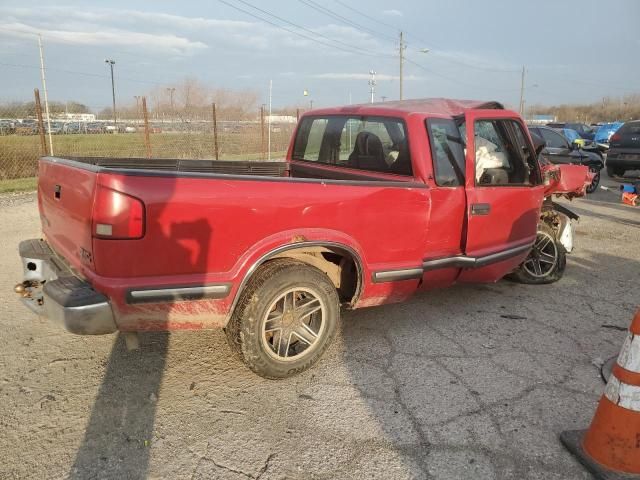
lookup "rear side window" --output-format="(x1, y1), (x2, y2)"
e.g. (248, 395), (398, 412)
(540, 128), (568, 149)
(292, 116), (412, 175)
(426, 118), (465, 186)
(473, 120), (535, 186)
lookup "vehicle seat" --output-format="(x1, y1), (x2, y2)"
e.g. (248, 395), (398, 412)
(389, 140), (412, 175)
(479, 168), (509, 185)
(348, 132), (388, 172)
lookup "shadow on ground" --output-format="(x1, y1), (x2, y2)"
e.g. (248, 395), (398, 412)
(67, 248), (637, 479)
(69, 333), (169, 479)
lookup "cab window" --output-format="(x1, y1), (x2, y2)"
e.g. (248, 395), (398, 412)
(426, 118), (465, 186)
(473, 119), (537, 186)
(293, 116), (412, 175)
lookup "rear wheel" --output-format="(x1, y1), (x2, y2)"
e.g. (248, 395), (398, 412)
(225, 259), (340, 379)
(585, 166), (600, 193)
(606, 165), (626, 178)
(508, 223), (566, 284)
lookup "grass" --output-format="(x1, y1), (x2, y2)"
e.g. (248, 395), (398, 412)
(0, 130), (294, 179)
(0, 176), (37, 193)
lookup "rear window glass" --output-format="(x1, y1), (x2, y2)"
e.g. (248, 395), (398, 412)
(293, 116), (412, 175)
(619, 122), (640, 135)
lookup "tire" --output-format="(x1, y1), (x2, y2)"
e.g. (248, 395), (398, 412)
(606, 165), (625, 178)
(224, 259), (340, 379)
(508, 223), (567, 285)
(585, 166), (600, 194)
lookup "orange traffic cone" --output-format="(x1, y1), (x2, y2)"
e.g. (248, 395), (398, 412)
(560, 308), (640, 479)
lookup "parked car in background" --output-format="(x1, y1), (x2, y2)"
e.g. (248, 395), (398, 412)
(45, 122), (64, 135)
(63, 122), (85, 134)
(15, 119), (38, 135)
(124, 125), (137, 133)
(86, 122), (105, 134)
(594, 122), (624, 146)
(562, 128), (589, 147)
(561, 128), (603, 157)
(564, 123), (596, 141)
(529, 125), (603, 193)
(606, 120), (640, 177)
(0, 119), (16, 135)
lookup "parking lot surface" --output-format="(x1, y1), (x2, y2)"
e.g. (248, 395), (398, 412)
(1, 175), (638, 479)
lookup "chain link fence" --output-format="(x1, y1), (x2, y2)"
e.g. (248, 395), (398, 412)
(0, 90), (300, 182)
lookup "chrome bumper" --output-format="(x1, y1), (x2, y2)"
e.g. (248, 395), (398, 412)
(17, 239), (117, 335)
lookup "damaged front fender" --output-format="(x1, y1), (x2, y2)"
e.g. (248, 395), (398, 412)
(541, 163), (592, 199)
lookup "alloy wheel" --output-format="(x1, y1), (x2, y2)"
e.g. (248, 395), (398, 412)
(523, 231), (558, 278)
(261, 287), (326, 361)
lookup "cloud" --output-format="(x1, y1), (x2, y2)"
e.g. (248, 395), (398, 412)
(0, 21), (207, 54)
(382, 9), (403, 17)
(0, 6), (382, 56)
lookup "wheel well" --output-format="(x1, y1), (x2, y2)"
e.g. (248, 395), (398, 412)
(267, 246), (361, 306)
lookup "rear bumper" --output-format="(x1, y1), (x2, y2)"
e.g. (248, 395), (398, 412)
(17, 239), (117, 335)
(607, 152), (640, 169)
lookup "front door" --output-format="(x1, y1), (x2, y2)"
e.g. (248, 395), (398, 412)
(458, 110), (545, 283)
(539, 127), (573, 164)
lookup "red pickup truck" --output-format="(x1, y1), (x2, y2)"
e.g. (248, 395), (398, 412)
(16, 99), (589, 378)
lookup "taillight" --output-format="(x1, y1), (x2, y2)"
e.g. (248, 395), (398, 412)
(610, 133), (621, 142)
(92, 185), (145, 239)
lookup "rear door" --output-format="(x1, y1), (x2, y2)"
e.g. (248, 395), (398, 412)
(458, 110), (545, 283)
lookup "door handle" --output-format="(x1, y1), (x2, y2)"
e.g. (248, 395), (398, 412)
(471, 203), (491, 215)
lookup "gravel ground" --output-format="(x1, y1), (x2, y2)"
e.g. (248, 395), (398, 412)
(1, 175), (638, 480)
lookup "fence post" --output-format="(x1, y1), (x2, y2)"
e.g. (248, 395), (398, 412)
(34, 88), (48, 156)
(212, 102), (219, 161)
(260, 105), (266, 161)
(142, 97), (152, 159)
(296, 108), (300, 123)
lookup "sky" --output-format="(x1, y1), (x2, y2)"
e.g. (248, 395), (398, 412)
(0, 0), (638, 112)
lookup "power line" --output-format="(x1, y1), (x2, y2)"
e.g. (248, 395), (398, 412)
(403, 57), (520, 93)
(297, 0), (398, 43)
(0, 61), (166, 86)
(329, 0), (520, 74)
(218, 0), (391, 59)
(230, 0), (393, 59)
(332, 0), (400, 32)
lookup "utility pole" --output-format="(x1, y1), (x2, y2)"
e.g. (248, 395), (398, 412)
(166, 87), (175, 118)
(519, 65), (526, 115)
(399, 31), (406, 101)
(368, 70), (377, 103)
(38, 35), (53, 155)
(134, 95), (141, 119)
(105, 59), (117, 127)
(268, 79), (272, 161)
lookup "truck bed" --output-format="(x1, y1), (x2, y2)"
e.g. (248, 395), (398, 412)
(57, 156), (411, 182)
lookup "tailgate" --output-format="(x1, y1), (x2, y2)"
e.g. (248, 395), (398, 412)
(38, 158), (96, 273)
